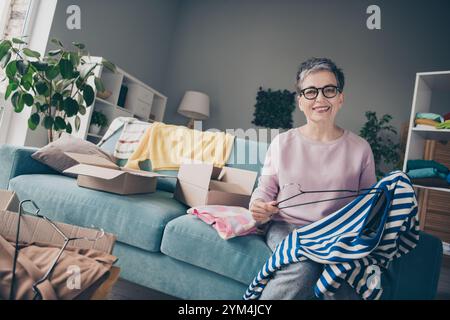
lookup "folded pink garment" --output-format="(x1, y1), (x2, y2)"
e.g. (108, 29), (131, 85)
(187, 205), (259, 240)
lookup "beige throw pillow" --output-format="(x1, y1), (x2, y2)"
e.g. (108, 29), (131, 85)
(31, 133), (116, 177)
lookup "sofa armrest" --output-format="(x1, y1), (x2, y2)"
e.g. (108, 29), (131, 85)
(0, 144), (59, 189)
(383, 231), (443, 300)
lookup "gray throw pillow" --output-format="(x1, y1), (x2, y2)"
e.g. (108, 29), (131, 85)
(31, 133), (116, 177)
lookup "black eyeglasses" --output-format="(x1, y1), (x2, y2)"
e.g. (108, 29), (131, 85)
(299, 85), (341, 100)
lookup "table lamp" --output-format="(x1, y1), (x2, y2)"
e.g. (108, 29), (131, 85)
(177, 91), (210, 129)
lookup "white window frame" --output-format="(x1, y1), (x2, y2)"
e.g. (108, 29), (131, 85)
(0, 0), (43, 144)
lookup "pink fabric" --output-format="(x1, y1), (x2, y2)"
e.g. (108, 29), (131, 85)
(250, 128), (377, 226)
(187, 206), (259, 240)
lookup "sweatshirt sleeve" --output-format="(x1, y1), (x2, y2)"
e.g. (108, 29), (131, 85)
(249, 136), (280, 207)
(359, 145), (377, 190)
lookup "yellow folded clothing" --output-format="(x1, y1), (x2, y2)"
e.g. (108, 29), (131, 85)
(414, 118), (439, 127)
(125, 122), (235, 171)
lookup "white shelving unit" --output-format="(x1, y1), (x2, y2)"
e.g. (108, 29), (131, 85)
(403, 70), (450, 178)
(403, 70), (450, 253)
(69, 56), (166, 143)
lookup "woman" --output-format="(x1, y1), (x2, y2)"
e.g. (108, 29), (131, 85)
(249, 57), (377, 300)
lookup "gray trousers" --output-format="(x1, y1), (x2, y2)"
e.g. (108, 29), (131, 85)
(259, 221), (361, 300)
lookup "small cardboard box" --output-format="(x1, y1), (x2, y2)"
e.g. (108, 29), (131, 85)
(0, 189), (116, 253)
(63, 152), (171, 195)
(0, 190), (19, 213)
(174, 163), (258, 208)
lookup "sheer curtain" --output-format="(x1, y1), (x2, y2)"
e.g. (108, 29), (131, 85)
(0, 0), (32, 143)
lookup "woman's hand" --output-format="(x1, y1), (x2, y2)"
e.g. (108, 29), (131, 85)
(250, 199), (279, 224)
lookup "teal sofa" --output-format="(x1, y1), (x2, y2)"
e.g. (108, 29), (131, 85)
(0, 129), (443, 300)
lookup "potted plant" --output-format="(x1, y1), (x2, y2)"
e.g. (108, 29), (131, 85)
(89, 110), (107, 135)
(0, 37), (116, 142)
(359, 111), (401, 179)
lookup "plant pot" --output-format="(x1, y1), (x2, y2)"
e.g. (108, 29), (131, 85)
(89, 124), (102, 135)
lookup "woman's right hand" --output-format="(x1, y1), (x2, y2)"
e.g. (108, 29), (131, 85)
(250, 199), (279, 224)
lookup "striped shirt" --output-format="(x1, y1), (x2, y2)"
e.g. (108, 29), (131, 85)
(243, 170), (420, 300)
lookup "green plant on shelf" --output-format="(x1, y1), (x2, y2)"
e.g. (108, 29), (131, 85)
(90, 110), (108, 128)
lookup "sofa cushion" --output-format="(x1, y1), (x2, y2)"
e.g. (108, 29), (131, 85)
(9, 174), (188, 253)
(161, 214), (271, 285)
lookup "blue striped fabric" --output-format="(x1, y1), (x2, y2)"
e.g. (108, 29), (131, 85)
(243, 171), (420, 300)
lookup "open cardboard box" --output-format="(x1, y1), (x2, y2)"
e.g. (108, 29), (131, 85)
(174, 163), (258, 208)
(0, 189), (119, 300)
(63, 152), (172, 195)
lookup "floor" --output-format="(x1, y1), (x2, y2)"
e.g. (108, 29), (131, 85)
(108, 258), (450, 300)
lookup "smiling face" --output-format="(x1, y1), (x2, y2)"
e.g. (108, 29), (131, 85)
(296, 70), (344, 125)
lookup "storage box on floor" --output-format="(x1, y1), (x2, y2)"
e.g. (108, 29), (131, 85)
(0, 190), (119, 300)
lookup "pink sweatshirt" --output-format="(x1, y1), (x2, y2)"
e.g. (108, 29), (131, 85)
(250, 128), (377, 226)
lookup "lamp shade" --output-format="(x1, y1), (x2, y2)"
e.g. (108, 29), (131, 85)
(177, 91), (210, 120)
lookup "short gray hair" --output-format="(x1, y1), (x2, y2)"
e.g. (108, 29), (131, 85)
(295, 57), (345, 94)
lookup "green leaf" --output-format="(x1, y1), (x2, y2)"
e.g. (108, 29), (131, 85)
(72, 42), (85, 50)
(11, 92), (20, 109)
(43, 116), (54, 129)
(14, 93), (25, 113)
(50, 38), (64, 47)
(69, 51), (80, 67)
(75, 115), (81, 131)
(82, 85), (95, 106)
(35, 80), (49, 95)
(101, 59), (116, 72)
(28, 113), (40, 130)
(78, 104), (86, 115)
(23, 48), (41, 58)
(31, 61), (48, 71)
(6, 61), (17, 78)
(94, 77), (105, 92)
(16, 60), (29, 75)
(0, 51), (11, 68)
(12, 38), (27, 44)
(51, 92), (63, 107)
(54, 116), (66, 130)
(5, 82), (18, 100)
(59, 59), (74, 79)
(63, 97), (79, 117)
(48, 49), (62, 56)
(22, 93), (34, 106)
(65, 122), (73, 134)
(40, 103), (49, 112)
(0, 41), (12, 62)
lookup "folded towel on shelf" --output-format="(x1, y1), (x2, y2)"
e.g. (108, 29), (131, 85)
(415, 112), (444, 123)
(407, 168), (447, 180)
(411, 177), (450, 188)
(407, 159), (449, 175)
(414, 118), (439, 127)
(436, 120), (450, 129)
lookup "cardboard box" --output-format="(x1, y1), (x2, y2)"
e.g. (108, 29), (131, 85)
(0, 190), (19, 213)
(0, 190), (116, 253)
(174, 163), (258, 208)
(63, 152), (171, 195)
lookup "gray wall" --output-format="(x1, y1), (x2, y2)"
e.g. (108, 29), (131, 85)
(48, 0), (180, 92)
(47, 0), (450, 138)
(163, 0), (450, 137)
